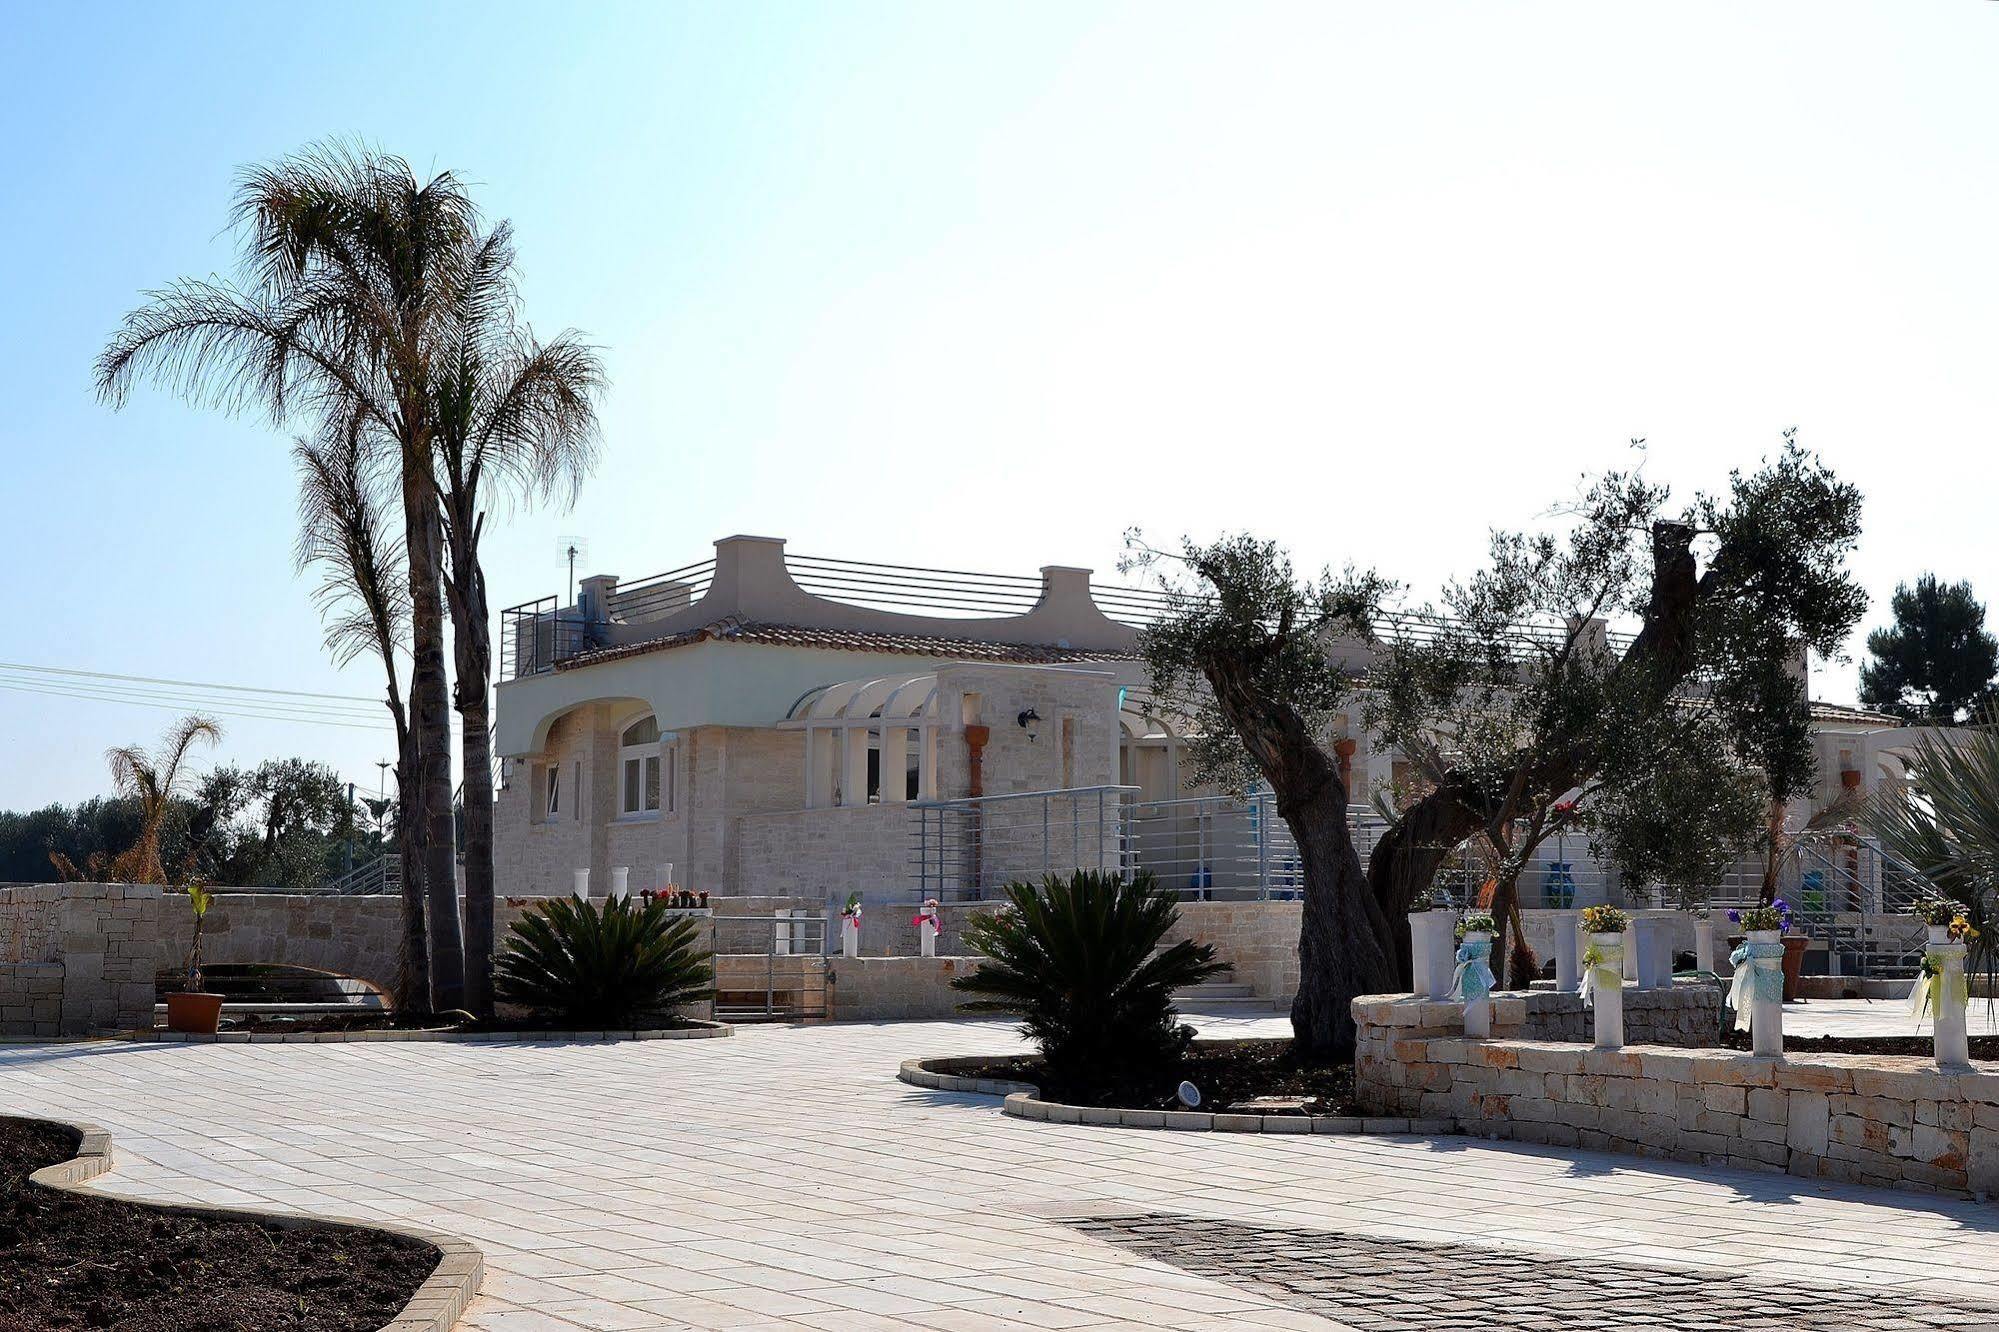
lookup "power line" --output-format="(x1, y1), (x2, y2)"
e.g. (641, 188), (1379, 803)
(0, 680), (390, 732)
(0, 660), (379, 704)
(0, 670), (382, 722)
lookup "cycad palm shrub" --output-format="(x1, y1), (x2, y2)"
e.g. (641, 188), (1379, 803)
(1866, 712), (1999, 980)
(952, 869), (1229, 1101)
(495, 895), (713, 1028)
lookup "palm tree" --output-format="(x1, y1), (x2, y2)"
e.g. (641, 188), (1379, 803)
(293, 417), (429, 1009)
(95, 142), (475, 1009)
(89, 716), (222, 886)
(430, 224), (603, 1016)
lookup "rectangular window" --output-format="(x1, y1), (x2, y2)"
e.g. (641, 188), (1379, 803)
(544, 765), (560, 818)
(572, 761), (581, 821)
(646, 754), (662, 811)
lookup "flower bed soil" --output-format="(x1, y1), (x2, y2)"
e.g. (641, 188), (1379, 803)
(933, 1038), (1360, 1114)
(0, 1117), (435, 1331)
(1722, 1029), (1999, 1059)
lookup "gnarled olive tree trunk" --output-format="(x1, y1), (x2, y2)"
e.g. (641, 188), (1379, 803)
(1203, 660), (1398, 1061)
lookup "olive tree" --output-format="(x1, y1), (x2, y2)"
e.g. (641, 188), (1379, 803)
(1122, 534), (1395, 1059)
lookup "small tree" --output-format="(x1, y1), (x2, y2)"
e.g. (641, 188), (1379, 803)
(1859, 575), (1998, 725)
(1122, 534), (1394, 1060)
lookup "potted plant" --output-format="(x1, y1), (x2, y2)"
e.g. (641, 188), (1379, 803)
(165, 883), (224, 1035)
(1913, 897), (1975, 947)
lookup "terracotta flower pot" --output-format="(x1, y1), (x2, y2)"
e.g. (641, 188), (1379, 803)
(165, 992), (224, 1035)
(1780, 934), (1808, 1002)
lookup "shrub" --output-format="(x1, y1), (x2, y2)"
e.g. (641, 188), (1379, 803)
(494, 895), (713, 1028)
(952, 869), (1229, 1102)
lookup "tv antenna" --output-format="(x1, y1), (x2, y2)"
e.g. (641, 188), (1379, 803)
(557, 536), (590, 606)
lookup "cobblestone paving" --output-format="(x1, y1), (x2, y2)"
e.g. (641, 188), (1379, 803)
(1073, 1213), (1999, 1331)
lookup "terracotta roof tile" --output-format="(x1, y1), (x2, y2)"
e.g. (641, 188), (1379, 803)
(556, 617), (1134, 671)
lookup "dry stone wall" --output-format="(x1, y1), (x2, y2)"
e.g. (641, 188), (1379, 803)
(1355, 993), (1999, 1198)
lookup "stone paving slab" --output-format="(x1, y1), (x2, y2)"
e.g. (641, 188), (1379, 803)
(0, 1014), (1997, 1330)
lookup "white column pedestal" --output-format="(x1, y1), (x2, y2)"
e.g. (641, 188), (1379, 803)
(1748, 928), (1785, 1058)
(1632, 917), (1672, 990)
(841, 919), (860, 958)
(572, 869), (590, 901)
(1409, 910), (1457, 1000)
(1695, 914), (1716, 975)
(609, 867), (629, 901)
(1588, 931), (1625, 1051)
(1551, 910), (1580, 994)
(1931, 937), (1971, 1069)
(919, 921), (938, 957)
(1464, 998), (1491, 1039)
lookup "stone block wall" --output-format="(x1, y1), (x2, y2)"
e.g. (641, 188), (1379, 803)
(0, 884), (161, 1035)
(0, 964), (61, 1036)
(826, 956), (977, 1021)
(1354, 993), (1999, 1198)
(1167, 901), (1302, 1004)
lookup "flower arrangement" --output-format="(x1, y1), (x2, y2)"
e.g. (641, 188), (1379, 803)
(841, 892), (864, 924)
(1408, 886), (1449, 912)
(1460, 913), (1497, 934)
(911, 898), (942, 931)
(1913, 897), (1969, 929)
(1580, 904), (1628, 935)
(1729, 899), (1792, 933)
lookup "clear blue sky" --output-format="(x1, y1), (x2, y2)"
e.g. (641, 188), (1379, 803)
(3, 1), (1996, 807)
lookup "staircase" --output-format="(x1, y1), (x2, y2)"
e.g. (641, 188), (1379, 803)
(1173, 981), (1281, 1014)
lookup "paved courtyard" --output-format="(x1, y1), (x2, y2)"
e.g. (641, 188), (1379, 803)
(4, 1015), (1999, 1331)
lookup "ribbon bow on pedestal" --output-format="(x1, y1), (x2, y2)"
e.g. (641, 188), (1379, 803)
(1579, 942), (1623, 1010)
(1727, 941), (1786, 1031)
(1450, 937), (1495, 1005)
(1909, 952), (1970, 1025)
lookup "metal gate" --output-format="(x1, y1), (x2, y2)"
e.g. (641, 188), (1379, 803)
(710, 914), (829, 1021)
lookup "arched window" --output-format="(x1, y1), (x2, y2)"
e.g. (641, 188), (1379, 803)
(619, 715), (670, 817)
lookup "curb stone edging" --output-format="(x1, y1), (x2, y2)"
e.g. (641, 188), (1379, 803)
(129, 1019), (733, 1045)
(29, 1118), (482, 1332)
(898, 1058), (1454, 1137)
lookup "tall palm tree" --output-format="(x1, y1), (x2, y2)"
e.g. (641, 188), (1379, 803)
(293, 416), (429, 1008)
(95, 142), (474, 1009)
(430, 224), (603, 1016)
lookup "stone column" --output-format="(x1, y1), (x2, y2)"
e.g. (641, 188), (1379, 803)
(609, 867), (629, 901)
(1551, 909), (1580, 993)
(1746, 928), (1785, 1058)
(1587, 931), (1624, 1050)
(572, 868), (590, 901)
(1409, 909), (1457, 1000)
(1695, 911), (1716, 975)
(1463, 924), (1495, 1040)
(1928, 931), (1971, 1069)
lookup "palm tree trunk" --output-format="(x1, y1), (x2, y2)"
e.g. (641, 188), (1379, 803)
(394, 737), (430, 1011)
(450, 554), (497, 1018)
(406, 473), (466, 1012)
